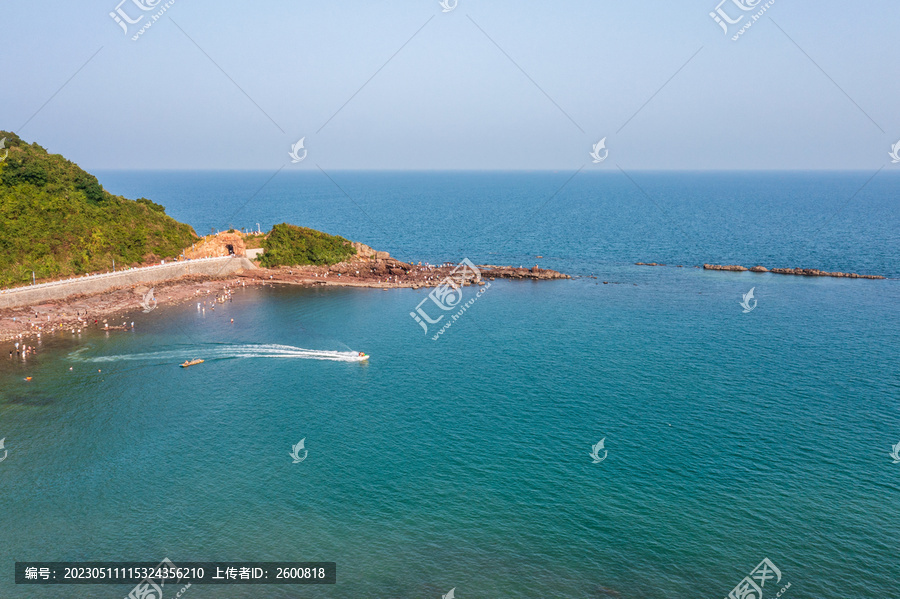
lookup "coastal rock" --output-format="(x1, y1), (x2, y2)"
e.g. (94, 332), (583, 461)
(769, 267), (883, 279)
(477, 265), (570, 280)
(184, 231), (247, 259)
(704, 263), (884, 279)
(351, 242), (377, 259)
(703, 264), (747, 272)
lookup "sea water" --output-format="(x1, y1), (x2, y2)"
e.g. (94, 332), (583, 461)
(0, 171), (897, 598)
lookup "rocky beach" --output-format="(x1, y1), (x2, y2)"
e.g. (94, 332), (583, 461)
(0, 244), (569, 346)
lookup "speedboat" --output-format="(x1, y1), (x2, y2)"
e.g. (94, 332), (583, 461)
(356, 352), (369, 361)
(181, 359), (204, 368)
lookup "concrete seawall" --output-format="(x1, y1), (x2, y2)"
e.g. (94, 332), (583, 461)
(0, 257), (256, 310)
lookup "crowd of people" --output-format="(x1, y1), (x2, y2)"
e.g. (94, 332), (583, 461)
(8, 341), (36, 360)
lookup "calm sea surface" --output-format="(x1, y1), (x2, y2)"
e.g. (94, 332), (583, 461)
(1, 171), (898, 598)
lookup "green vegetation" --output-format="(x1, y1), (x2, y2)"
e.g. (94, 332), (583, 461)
(260, 223), (356, 267)
(135, 197), (166, 213)
(243, 233), (266, 250)
(0, 131), (197, 287)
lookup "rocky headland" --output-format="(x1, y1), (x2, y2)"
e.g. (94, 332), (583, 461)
(234, 243), (569, 289)
(0, 240), (569, 343)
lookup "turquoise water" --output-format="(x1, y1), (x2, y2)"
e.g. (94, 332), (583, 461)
(1, 172), (899, 598)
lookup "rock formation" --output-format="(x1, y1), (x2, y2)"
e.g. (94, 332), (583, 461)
(703, 264), (747, 272)
(703, 263), (883, 279)
(184, 231), (247, 259)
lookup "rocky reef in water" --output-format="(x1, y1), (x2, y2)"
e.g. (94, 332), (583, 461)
(247, 243), (570, 289)
(703, 264), (884, 279)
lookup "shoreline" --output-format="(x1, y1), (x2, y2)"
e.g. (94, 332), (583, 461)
(0, 259), (569, 344)
(3, 254), (889, 346)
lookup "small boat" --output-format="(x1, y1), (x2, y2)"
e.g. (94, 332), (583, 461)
(356, 352), (369, 361)
(181, 359), (205, 368)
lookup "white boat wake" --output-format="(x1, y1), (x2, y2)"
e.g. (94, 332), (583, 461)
(69, 343), (369, 364)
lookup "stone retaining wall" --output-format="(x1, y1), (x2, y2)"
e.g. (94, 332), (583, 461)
(0, 257), (255, 310)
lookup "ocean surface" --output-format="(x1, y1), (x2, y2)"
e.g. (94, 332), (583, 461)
(1, 171), (898, 599)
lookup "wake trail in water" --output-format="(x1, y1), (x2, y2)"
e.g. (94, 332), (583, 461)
(69, 343), (368, 364)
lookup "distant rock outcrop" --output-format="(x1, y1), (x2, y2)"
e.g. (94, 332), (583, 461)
(703, 264), (747, 272)
(704, 263), (884, 279)
(476, 265), (570, 280)
(768, 267), (884, 279)
(350, 241), (390, 261)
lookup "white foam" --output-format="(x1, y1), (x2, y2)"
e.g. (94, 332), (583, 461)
(70, 344), (367, 364)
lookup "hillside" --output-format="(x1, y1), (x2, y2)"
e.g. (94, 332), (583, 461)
(260, 223), (356, 267)
(0, 132), (197, 287)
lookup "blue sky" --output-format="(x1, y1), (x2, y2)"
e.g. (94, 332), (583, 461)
(1, 0), (898, 170)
